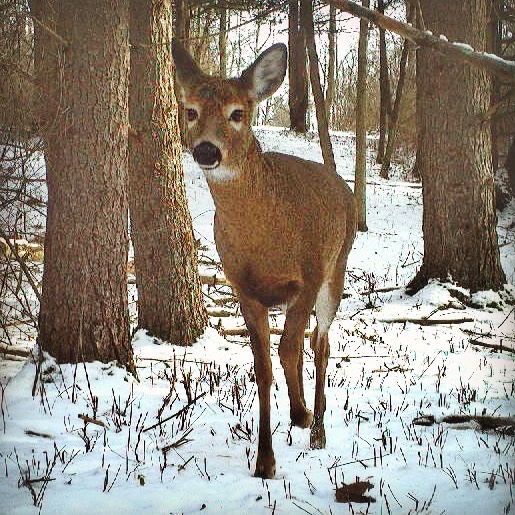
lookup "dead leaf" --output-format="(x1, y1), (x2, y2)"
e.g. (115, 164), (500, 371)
(335, 480), (375, 503)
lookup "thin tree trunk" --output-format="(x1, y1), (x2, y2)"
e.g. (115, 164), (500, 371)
(219, 5), (227, 78)
(408, 0), (506, 293)
(129, 0), (207, 345)
(380, 6), (414, 179)
(354, 0), (369, 231)
(325, 0), (336, 125)
(505, 136), (515, 193)
(32, 0), (132, 365)
(376, 0), (391, 165)
(174, 0), (189, 44)
(301, 0), (336, 173)
(288, 0), (308, 133)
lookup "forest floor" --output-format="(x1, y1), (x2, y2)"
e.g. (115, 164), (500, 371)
(0, 127), (514, 514)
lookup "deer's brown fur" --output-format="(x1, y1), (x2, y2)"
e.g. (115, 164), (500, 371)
(172, 39), (357, 479)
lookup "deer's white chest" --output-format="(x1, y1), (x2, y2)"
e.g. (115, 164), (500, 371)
(203, 165), (237, 184)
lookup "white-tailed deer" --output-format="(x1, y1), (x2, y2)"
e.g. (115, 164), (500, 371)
(172, 39), (357, 479)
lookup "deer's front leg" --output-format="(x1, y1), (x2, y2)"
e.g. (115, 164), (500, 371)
(239, 294), (275, 479)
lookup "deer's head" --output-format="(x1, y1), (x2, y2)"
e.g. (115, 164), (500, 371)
(172, 39), (287, 180)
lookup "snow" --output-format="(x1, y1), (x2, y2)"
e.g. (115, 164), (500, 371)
(452, 42), (474, 53)
(1, 127), (514, 514)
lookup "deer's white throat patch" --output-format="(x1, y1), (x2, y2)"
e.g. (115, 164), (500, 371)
(202, 164), (237, 183)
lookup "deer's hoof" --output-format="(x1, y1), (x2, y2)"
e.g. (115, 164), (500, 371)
(310, 424), (326, 449)
(291, 408), (313, 429)
(254, 454), (276, 479)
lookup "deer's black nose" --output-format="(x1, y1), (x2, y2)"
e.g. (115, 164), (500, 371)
(193, 141), (222, 168)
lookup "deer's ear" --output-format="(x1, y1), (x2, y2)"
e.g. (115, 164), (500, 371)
(172, 38), (205, 96)
(240, 43), (287, 102)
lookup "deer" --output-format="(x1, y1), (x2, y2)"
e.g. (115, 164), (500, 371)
(172, 39), (357, 479)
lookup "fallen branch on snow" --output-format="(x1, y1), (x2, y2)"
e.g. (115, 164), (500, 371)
(0, 344), (32, 358)
(206, 306), (236, 317)
(220, 326), (313, 337)
(469, 338), (515, 355)
(413, 414), (515, 434)
(377, 317), (474, 326)
(200, 272), (229, 286)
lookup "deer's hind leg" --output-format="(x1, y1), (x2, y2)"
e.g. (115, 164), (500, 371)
(279, 293), (316, 430)
(310, 251), (348, 449)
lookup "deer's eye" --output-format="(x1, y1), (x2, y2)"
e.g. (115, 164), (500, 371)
(229, 109), (244, 123)
(186, 108), (198, 122)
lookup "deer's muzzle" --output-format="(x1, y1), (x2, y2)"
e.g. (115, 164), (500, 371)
(193, 141), (222, 169)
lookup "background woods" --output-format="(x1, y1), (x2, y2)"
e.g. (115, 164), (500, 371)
(1, 1), (513, 360)
(0, 1), (514, 513)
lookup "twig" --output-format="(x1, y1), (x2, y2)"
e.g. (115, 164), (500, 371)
(328, 453), (393, 469)
(142, 392), (207, 433)
(78, 414), (106, 427)
(0, 229), (41, 302)
(30, 15), (68, 48)
(162, 426), (196, 453)
(24, 429), (53, 439)
(359, 285), (401, 295)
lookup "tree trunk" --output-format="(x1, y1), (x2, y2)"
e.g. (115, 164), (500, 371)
(380, 5), (414, 179)
(376, 0), (391, 165)
(174, 0), (190, 144)
(408, 0), (506, 293)
(505, 136), (515, 193)
(355, 0), (369, 232)
(174, 0), (190, 44)
(488, 0), (502, 175)
(32, 0), (132, 365)
(129, 0), (207, 345)
(301, 0), (336, 173)
(288, 0), (308, 133)
(219, 5), (228, 78)
(325, 0), (337, 125)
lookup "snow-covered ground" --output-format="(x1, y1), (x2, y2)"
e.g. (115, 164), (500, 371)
(1, 127), (514, 514)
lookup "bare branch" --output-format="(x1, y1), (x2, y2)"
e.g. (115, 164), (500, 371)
(331, 0), (515, 84)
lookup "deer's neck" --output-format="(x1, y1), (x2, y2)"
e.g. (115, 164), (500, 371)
(205, 133), (267, 209)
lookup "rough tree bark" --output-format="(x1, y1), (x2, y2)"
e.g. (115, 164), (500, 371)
(32, 0), (132, 365)
(408, 0), (506, 292)
(354, 0), (369, 232)
(288, 0), (308, 133)
(129, 0), (207, 345)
